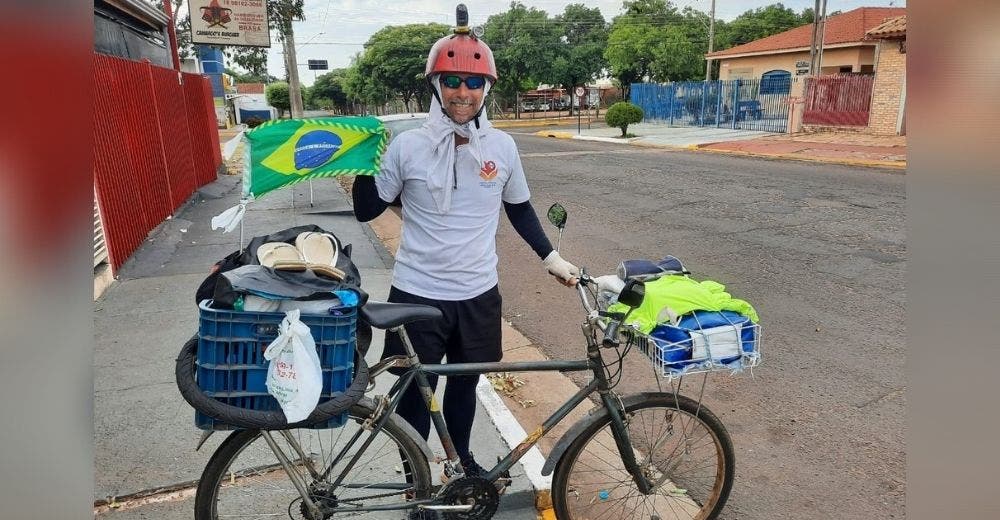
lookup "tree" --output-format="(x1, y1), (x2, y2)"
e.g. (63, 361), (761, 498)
(310, 69), (350, 113)
(266, 82), (291, 117)
(155, 0), (193, 60)
(606, 0), (688, 96)
(227, 47), (269, 79)
(224, 67), (276, 84)
(605, 101), (643, 137)
(354, 23), (449, 113)
(342, 58), (392, 115)
(483, 2), (562, 107)
(551, 4), (608, 110)
(648, 24), (703, 81)
(718, 3), (808, 48)
(605, 23), (657, 98)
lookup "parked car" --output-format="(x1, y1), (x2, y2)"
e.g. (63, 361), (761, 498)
(377, 112), (428, 142)
(519, 102), (536, 112)
(536, 102), (551, 112)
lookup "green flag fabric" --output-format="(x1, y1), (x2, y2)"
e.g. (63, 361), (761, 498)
(243, 117), (387, 199)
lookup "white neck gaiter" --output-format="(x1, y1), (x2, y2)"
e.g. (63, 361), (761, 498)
(421, 77), (492, 213)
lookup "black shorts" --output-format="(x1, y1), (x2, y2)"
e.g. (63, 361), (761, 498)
(381, 285), (502, 366)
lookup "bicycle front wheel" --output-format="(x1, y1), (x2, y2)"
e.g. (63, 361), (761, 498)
(194, 401), (432, 520)
(552, 394), (735, 520)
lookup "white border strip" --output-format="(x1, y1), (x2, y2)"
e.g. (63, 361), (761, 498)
(476, 375), (553, 491)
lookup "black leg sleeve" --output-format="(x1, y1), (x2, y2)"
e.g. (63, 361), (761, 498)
(504, 200), (554, 260)
(443, 374), (481, 461)
(352, 175), (391, 222)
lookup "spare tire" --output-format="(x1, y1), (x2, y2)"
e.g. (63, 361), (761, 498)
(175, 336), (369, 430)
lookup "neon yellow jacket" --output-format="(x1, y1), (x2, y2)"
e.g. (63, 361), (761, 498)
(609, 275), (759, 334)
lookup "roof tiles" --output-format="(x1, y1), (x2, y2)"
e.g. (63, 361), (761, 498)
(865, 15), (906, 39)
(707, 7), (906, 58)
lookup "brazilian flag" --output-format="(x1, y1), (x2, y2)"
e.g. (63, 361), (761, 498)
(244, 116), (387, 199)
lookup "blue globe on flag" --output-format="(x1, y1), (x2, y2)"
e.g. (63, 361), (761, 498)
(294, 130), (342, 170)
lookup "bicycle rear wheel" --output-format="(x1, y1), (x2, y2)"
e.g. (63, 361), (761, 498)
(194, 401), (432, 520)
(552, 394), (734, 520)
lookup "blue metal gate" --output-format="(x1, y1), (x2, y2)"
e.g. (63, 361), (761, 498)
(631, 78), (797, 133)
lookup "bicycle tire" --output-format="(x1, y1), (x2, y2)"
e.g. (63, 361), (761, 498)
(552, 393), (735, 520)
(194, 400), (433, 520)
(175, 335), (369, 430)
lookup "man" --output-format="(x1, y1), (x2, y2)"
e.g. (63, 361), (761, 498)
(352, 12), (578, 479)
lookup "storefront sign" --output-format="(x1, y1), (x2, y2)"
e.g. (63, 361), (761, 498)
(189, 0), (270, 48)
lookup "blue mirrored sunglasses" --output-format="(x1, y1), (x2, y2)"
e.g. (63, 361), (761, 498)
(439, 75), (487, 90)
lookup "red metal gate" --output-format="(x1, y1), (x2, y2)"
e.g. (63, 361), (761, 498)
(94, 54), (221, 273)
(803, 75), (875, 126)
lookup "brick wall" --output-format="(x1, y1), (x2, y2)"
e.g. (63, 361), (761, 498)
(868, 39), (906, 135)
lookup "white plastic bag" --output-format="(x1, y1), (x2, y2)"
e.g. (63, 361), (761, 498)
(263, 309), (323, 423)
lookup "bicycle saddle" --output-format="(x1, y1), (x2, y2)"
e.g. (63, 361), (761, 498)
(360, 301), (442, 329)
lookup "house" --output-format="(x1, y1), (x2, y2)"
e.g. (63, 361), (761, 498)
(232, 83), (278, 124)
(706, 7), (906, 89)
(865, 15), (906, 135)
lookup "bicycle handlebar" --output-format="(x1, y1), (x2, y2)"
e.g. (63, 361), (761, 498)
(574, 270), (625, 348)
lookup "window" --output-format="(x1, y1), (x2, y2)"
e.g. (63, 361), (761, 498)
(760, 70), (791, 95)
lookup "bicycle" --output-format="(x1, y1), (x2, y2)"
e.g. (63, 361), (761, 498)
(176, 205), (740, 520)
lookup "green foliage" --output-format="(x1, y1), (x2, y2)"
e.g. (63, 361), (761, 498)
(227, 48), (269, 79)
(309, 69), (350, 113)
(605, 101), (643, 137)
(606, 0), (690, 96)
(551, 4), (608, 108)
(224, 67), (275, 85)
(483, 2), (562, 106)
(343, 55), (392, 113)
(718, 3), (806, 48)
(353, 23), (449, 112)
(226, 0), (304, 82)
(265, 82), (291, 117)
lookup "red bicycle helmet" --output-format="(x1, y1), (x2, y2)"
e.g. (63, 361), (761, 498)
(425, 4), (497, 82)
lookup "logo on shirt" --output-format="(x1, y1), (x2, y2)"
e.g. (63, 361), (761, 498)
(479, 160), (498, 181)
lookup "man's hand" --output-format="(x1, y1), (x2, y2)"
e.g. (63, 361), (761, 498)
(543, 251), (579, 287)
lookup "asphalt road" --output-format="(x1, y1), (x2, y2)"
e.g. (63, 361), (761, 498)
(495, 134), (905, 519)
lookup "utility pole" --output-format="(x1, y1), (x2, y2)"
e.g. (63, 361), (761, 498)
(809, 0), (820, 75)
(277, 4), (304, 118)
(705, 0), (715, 81)
(816, 0), (828, 74)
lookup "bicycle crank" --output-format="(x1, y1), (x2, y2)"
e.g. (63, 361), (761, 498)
(431, 476), (500, 520)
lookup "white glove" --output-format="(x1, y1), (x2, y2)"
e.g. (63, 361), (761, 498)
(543, 251), (580, 282)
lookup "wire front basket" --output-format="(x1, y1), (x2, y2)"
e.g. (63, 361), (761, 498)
(625, 312), (762, 381)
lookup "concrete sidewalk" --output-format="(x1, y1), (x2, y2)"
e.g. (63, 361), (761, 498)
(93, 171), (537, 518)
(531, 120), (906, 168)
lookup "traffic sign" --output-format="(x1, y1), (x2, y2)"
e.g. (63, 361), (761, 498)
(575, 86), (585, 97)
(307, 60), (329, 70)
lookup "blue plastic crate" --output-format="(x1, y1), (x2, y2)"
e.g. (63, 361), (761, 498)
(195, 300), (357, 430)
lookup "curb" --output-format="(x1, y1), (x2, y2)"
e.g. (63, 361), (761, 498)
(529, 129), (906, 169)
(493, 117), (594, 129)
(691, 145), (907, 169)
(476, 376), (555, 518)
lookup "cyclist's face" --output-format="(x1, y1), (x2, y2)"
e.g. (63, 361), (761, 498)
(439, 74), (485, 124)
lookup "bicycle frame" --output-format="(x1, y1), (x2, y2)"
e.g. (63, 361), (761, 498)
(272, 276), (656, 514)
(338, 310), (655, 506)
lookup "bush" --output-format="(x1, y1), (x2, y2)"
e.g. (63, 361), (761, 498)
(244, 116), (265, 128)
(265, 82), (291, 118)
(605, 102), (644, 137)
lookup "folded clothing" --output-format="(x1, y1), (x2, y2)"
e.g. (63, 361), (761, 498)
(649, 310), (756, 367)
